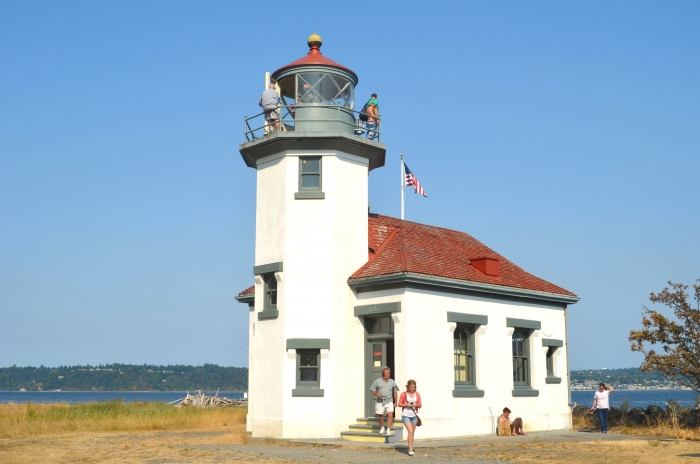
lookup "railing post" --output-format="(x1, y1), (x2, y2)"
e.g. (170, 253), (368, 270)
(244, 116), (247, 142)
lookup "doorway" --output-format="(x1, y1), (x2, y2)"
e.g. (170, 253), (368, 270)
(364, 315), (395, 418)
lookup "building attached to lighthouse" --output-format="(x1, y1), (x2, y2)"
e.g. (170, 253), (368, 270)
(236, 35), (579, 442)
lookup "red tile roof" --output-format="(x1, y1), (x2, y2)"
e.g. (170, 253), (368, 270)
(239, 285), (254, 295)
(238, 215), (576, 299)
(350, 214), (576, 297)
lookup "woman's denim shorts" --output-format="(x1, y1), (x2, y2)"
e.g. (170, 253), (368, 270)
(402, 416), (417, 426)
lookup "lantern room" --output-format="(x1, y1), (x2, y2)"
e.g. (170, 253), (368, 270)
(244, 33), (379, 139)
(272, 33), (357, 109)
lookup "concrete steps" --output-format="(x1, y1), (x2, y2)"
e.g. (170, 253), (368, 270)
(340, 417), (404, 443)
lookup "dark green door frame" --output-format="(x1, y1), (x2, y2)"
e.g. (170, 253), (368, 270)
(363, 317), (395, 418)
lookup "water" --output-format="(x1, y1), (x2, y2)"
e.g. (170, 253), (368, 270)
(571, 390), (699, 409)
(0, 391), (244, 404)
(0, 390), (695, 409)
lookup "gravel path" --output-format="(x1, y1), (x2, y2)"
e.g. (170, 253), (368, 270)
(189, 443), (507, 463)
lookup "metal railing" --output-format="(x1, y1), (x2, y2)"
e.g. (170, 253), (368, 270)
(243, 104), (382, 143)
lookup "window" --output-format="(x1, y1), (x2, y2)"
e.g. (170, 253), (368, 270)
(262, 273), (277, 310)
(299, 157), (321, 191)
(296, 349), (320, 388)
(288, 338), (328, 396)
(454, 325), (474, 386)
(542, 339), (562, 384)
(447, 312), (486, 398)
(546, 347), (555, 376)
(367, 316), (393, 335)
(512, 330), (529, 386)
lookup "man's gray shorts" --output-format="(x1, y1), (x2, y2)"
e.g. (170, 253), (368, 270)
(265, 108), (280, 122)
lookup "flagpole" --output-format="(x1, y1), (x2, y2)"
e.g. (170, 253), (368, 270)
(400, 153), (405, 220)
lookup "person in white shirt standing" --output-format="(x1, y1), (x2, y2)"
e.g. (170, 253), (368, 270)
(590, 382), (614, 433)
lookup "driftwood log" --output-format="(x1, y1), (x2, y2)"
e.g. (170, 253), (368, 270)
(168, 390), (247, 408)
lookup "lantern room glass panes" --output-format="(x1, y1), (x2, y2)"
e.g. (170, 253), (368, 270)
(454, 326), (472, 384)
(296, 72), (354, 108)
(512, 331), (529, 385)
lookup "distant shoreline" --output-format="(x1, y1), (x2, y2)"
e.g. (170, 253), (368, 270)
(571, 388), (693, 392)
(0, 390), (244, 393)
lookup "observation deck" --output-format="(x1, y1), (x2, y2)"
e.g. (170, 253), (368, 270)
(240, 34), (385, 171)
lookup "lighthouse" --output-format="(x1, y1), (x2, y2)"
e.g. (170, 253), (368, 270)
(237, 35), (579, 442)
(237, 33), (386, 439)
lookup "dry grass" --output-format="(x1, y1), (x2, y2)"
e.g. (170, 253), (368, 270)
(573, 409), (700, 441)
(0, 401), (247, 439)
(616, 423), (700, 441)
(469, 439), (700, 463)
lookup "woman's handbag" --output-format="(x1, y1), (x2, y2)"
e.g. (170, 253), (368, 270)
(411, 406), (422, 427)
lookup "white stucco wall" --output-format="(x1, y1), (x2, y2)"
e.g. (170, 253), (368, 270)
(249, 149), (370, 438)
(375, 287), (572, 439)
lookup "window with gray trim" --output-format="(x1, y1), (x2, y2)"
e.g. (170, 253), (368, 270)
(546, 347), (555, 376)
(296, 349), (320, 387)
(512, 330), (530, 386)
(262, 273), (277, 310)
(454, 324), (475, 387)
(299, 157), (321, 191)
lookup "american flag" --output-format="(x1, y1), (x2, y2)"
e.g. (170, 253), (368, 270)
(404, 163), (427, 197)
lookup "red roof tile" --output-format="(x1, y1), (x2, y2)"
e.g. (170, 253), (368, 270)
(350, 215), (576, 297)
(238, 285), (254, 296)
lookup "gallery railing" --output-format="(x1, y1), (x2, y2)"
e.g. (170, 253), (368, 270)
(243, 104), (382, 143)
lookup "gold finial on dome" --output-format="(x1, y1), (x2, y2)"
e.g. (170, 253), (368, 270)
(307, 32), (322, 49)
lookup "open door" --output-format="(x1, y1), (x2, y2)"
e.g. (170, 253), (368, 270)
(364, 316), (395, 417)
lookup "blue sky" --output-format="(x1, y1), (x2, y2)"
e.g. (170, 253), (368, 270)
(1, 2), (698, 370)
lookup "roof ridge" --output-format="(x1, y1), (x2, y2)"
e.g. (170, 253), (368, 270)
(397, 227), (407, 270)
(370, 213), (479, 241)
(350, 226), (401, 279)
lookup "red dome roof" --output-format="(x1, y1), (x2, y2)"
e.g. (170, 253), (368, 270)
(272, 36), (357, 82)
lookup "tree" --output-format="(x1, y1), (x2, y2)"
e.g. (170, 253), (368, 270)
(629, 280), (700, 393)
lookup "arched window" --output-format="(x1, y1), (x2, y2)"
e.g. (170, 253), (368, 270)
(512, 330), (529, 385)
(454, 326), (473, 385)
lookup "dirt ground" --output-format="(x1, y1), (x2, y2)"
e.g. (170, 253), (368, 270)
(1, 429), (700, 463)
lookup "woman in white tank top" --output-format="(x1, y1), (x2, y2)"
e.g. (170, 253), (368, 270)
(397, 379), (422, 456)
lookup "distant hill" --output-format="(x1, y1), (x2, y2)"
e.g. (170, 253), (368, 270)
(571, 367), (668, 385)
(0, 364), (248, 392)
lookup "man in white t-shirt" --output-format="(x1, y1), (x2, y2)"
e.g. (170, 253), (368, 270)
(590, 383), (614, 433)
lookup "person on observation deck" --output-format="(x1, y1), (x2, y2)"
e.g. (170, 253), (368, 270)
(364, 93), (379, 140)
(259, 81), (281, 133)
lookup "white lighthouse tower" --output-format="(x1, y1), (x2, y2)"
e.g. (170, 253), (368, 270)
(237, 33), (386, 439)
